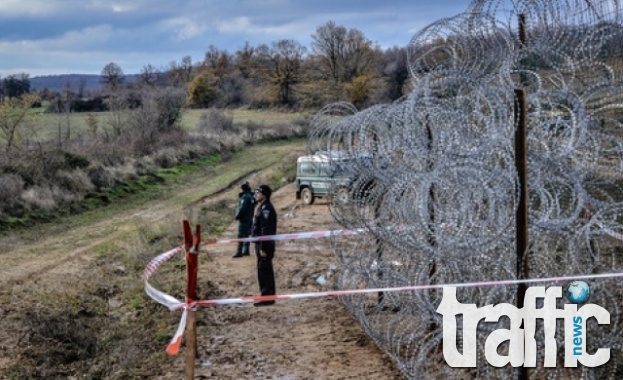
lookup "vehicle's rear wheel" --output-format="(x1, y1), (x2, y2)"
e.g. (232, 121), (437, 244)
(301, 188), (314, 205)
(332, 187), (349, 205)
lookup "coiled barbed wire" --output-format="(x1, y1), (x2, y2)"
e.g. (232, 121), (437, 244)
(308, 1), (623, 379)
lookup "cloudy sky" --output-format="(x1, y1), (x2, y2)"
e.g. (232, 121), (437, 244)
(0, 0), (472, 77)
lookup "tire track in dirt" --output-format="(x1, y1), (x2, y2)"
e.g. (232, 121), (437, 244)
(0, 169), (263, 287)
(0, 147), (405, 379)
(188, 169), (261, 206)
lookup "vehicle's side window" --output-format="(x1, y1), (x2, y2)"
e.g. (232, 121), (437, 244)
(299, 162), (318, 175)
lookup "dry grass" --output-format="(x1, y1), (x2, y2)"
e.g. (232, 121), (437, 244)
(0, 139), (306, 379)
(183, 108), (311, 131)
(28, 107), (309, 142)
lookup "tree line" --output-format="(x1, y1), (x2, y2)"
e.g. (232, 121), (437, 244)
(1, 21), (410, 111)
(187, 20), (410, 109)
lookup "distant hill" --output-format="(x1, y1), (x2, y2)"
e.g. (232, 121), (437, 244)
(30, 74), (139, 93)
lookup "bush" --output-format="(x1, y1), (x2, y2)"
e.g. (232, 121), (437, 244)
(88, 164), (117, 191)
(0, 173), (25, 217)
(63, 151), (91, 169)
(55, 169), (95, 194)
(21, 185), (57, 212)
(133, 156), (157, 176)
(125, 88), (187, 155)
(197, 108), (237, 134)
(71, 96), (108, 112)
(153, 148), (184, 168)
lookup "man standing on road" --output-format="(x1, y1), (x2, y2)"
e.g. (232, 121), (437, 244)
(233, 181), (255, 258)
(251, 184), (277, 306)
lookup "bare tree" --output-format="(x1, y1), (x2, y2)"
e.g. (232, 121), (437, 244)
(203, 45), (231, 79)
(167, 56), (196, 87)
(56, 81), (76, 146)
(256, 39), (307, 106)
(310, 21), (379, 103)
(340, 28), (378, 83)
(140, 64), (159, 87)
(235, 41), (256, 79)
(180, 55), (194, 83)
(202, 45), (248, 106)
(100, 62), (125, 91)
(381, 46), (409, 101)
(311, 21), (347, 85)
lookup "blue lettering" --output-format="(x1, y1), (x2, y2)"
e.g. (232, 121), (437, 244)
(573, 316), (583, 356)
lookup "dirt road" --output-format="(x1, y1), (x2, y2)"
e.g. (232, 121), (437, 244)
(163, 183), (404, 379)
(0, 157), (404, 378)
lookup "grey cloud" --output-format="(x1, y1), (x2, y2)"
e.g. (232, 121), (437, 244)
(0, 0), (472, 75)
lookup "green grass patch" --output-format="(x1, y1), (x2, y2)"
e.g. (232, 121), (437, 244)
(183, 108), (310, 130)
(29, 108), (308, 142)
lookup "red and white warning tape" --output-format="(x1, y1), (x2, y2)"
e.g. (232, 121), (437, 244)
(144, 225), (623, 355)
(193, 272), (623, 306)
(143, 227), (368, 354)
(202, 227), (366, 246)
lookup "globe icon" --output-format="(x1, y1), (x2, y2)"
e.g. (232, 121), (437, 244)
(566, 281), (590, 304)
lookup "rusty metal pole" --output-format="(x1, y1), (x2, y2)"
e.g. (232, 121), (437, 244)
(516, 13), (530, 380)
(515, 88), (530, 380)
(514, 90), (529, 310)
(182, 220), (201, 380)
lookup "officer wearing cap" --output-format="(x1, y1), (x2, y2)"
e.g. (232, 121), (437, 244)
(251, 184), (277, 306)
(233, 181), (255, 258)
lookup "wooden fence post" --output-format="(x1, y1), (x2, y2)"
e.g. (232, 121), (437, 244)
(182, 220), (201, 380)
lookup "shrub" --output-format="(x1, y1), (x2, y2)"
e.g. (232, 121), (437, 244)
(55, 169), (95, 194)
(70, 96), (108, 112)
(125, 88), (187, 155)
(21, 185), (57, 211)
(153, 147), (190, 168)
(114, 161), (140, 181)
(197, 108), (237, 134)
(87, 164), (117, 191)
(134, 156), (157, 176)
(0, 173), (25, 217)
(63, 151), (91, 169)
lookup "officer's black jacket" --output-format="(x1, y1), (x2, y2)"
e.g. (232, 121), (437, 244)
(252, 199), (277, 252)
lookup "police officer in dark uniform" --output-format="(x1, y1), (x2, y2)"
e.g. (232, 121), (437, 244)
(233, 181), (255, 258)
(251, 184), (277, 306)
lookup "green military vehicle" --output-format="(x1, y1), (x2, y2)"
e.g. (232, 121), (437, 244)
(295, 151), (357, 205)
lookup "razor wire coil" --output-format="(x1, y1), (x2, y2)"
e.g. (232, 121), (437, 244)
(309, 1), (623, 378)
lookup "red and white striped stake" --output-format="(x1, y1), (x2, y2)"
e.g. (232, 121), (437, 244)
(180, 221), (200, 379)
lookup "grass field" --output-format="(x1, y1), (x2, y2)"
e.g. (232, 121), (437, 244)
(183, 108), (312, 129)
(29, 107), (311, 142)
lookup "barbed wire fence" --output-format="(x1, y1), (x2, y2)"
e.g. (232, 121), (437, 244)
(308, 1), (623, 378)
